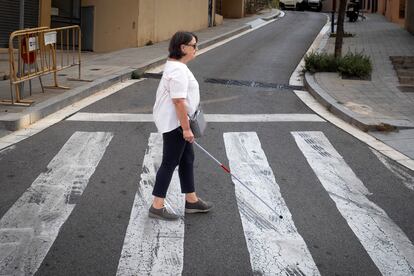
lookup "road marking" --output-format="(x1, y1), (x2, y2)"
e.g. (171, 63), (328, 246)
(294, 90), (414, 171)
(370, 148), (414, 191)
(0, 80), (141, 151)
(292, 131), (414, 275)
(223, 132), (320, 276)
(116, 133), (184, 276)
(0, 131), (113, 276)
(67, 112), (325, 123)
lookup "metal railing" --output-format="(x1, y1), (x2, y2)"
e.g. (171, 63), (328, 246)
(3, 25), (84, 106)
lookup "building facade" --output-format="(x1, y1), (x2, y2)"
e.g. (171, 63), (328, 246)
(1, 0), (213, 52)
(0, 0), (259, 52)
(322, 0), (413, 32)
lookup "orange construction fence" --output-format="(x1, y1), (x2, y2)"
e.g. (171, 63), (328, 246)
(3, 25), (85, 106)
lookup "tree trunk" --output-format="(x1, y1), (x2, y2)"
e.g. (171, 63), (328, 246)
(334, 0), (348, 58)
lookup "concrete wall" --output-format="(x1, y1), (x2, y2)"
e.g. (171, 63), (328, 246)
(383, 0), (405, 26)
(222, 0), (244, 18)
(406, 0), (414, 34)
(81, 0), (139, 52)
(37, 0), (209, 52)
(39, 0), (51, 27)
(138, 0), (208, 47)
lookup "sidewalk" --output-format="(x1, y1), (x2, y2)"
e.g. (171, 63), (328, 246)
(0, 9), (280, 135)
(305, 14), (414, 160)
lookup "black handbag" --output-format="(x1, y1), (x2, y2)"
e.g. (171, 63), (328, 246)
(189, 107), (207, 138)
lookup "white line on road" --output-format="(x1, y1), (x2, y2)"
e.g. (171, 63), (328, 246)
(292, 131), (414, 275)
(116, 133), (185, 276)
(0, 80), (141, 151)
(294, 89), (414, 171)
(223, 132), (320, 276)
(0, 131), (113, 276)
(67, 112), (326, 123)
(370, 148), (414, 191)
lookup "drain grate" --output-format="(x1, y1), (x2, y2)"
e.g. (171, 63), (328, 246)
(204, 78), (303, 90)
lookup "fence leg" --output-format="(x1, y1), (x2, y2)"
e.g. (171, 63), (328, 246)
(43, 47), (69, 90)
(39, 76), (45, 93)
(43, 70), (70, 89)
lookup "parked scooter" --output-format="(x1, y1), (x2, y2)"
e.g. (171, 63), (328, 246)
(346, 0), (361, 22)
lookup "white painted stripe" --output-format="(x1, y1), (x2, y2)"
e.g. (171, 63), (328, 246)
(116, 133), (184, 276)
(207, 114), (324, 122)
(0, 131), (113, 276)
(370, 148), (414, 191)
(67, 112), (325, 123)
(0, 79), (141, 151)
(292, 131), (414, 275)
(294, 90), (414, 171)
(223, 132), (320, 276)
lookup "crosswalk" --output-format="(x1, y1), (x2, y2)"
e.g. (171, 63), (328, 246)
(1, 130), (413, 275)
(0, 132), (113, 275)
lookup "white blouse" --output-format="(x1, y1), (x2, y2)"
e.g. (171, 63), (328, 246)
(153, 60), (200, 133)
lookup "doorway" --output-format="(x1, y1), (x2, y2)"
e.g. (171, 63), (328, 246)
(81, 6), (94, 51)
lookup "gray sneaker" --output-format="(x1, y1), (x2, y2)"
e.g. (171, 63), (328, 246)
(148, 205), (180, 220)
(185, 198), (213, 214)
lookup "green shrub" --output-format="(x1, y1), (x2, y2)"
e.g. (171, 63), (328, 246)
(304, 51), (372, 79)
(304, 52), (339, 73)
(338, 51), (372, 79)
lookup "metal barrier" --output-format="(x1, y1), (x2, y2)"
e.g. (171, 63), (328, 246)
(3, 25), (84, 106)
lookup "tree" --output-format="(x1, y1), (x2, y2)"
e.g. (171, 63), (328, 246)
(334, 0), (348, 58)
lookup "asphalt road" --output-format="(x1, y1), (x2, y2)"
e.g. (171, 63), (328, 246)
(1, 11), (413, 276)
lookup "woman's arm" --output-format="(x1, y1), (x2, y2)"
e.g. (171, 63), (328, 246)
(173, 98), (194, 143)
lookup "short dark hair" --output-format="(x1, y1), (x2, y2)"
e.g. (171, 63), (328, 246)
(168, 31), (198, 59)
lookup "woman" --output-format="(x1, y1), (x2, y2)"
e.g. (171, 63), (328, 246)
(150, 31), (213, 220)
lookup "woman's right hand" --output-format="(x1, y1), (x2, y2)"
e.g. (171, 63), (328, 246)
(183, 128), (194, 143)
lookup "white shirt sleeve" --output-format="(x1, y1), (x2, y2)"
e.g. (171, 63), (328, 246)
(168, 66), (189, 99)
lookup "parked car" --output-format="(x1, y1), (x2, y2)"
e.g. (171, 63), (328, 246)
(280, 0), (307, 11)
(307, 0), (323, 11)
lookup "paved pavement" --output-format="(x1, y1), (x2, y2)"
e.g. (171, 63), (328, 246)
(305, 14), (414, 160)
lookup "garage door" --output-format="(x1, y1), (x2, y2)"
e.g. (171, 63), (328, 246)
(0, 0), (39, 48)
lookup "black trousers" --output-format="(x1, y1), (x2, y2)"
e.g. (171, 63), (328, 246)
(152, 127), (195, 198)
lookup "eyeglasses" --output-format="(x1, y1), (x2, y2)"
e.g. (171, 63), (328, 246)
(186, 43), (197, 49)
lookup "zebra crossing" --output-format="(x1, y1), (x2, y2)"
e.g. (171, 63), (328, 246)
(0, 130), (413, 275)
(0, 132), (113, 275)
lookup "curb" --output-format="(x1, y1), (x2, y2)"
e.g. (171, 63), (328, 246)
(0, 68), (133, 131)
(304, 72), (414, 132)
(305, 72), (377, 132)
(0, 24), (256, 131)
(262, 9), (281, 21)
